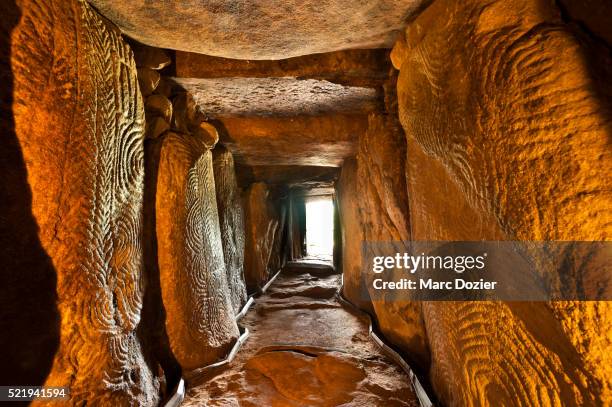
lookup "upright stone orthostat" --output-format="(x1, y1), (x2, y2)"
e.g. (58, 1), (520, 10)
(392, 0), (612, 405)
(243, 183), (279, 292)
(213, 146), (248, 314)
(356, 113), (429, 369)
(336, 159), (367, 309)
(1, 0), (157, 404)
(156, 132), (239, 370)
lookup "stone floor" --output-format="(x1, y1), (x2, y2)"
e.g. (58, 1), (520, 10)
(182, 262), (418, 406)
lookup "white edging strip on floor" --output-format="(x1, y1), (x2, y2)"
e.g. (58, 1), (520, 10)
(164, 267), (430, 406)
(235, 296), (255, 321)
(236, 266), (281, 321)
(163, 379), (185, 407)
(164, 267), (283, 407)
(336, 290), (434, 407)
(260, 268), (282, 294)
(185, 326), (251, 381)
(226, 326), (250, 363)
(369, 330), (433, 407)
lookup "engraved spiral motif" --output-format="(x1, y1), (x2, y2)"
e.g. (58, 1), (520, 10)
(156, 133), (239, 370)
(10, 0), (156, 405)
(213, 147), (248, 314)
(395, 0), (612, 405)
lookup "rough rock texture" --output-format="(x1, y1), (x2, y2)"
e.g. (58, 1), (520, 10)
(336, 111), (430, 371)
(333, 195), (343, 273)
(268, 201), (288, 274)
(404, 129), (609, 406)
(142, 137), (183, 400)
(212, 146), (248, 314)
(337, 159), (378, 316)
(131, 42), (171, 70)
(146, 94), (173, 123)
(156, 131), (239, 371)
(242, 183), (280, 292)
(0, 0), (157, 404)
(168, 92), (220, 149)
(356, 113), (429, 370)
(194, 121), (220, 149)
(137, 68), (160, 96)
(287, 192), (307, 261)
(146, 116), (170, 140)
(236, 165), (339, 190)
(170, 92), (199, 134)
(173, 77), (381, 119)
(219, 114), (367, 166)
(137, 51), (172, 142)
(87, 0), (429, 59)
(392, 0), (612, 404)
(182, 262), (418, 406)
(175, 49), (391, 88)
(393, 0), (611, 243)
(155, 77), (174, 98)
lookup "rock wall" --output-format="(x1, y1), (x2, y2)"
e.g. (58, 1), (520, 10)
(213, 146), (248, 314)
(336, 73), (430, 366)
(336, 159), (369, 311)
(136, 39), (183, 401)
(142, 135), (182, 399)
(390, 0), (612, 405)
(0, 0), (158, 404)
(134, 43), (172, 141)
(288, 192), (306, 261)
(357, 113), (430, 369)
(219, 114), (366, 167)
(243, 182), (281, 292)
(268, 198), (288, 273)
(155, 131), (239, 371)
(135, 43), (241, 374)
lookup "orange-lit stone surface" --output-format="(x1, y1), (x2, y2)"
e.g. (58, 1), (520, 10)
(156, 132), (239, 371)
(87, 0), (429, 59)
(0, 0), (157, 404)
(173, 77), (381, 119)
(175, 49), (391, 88)
(287, 192), (307, 261)
(242, 183), (281, 292)
(2, 0), (610, 404)
(391, 0), (612, 404)
(183, 263), (418, 406)
(213, 146), (248, 314)
(219, 114), (367, 167)
(267, 201), (288, 275)
(336, 159), (369, 312)
(356, 113), (430, 370)
(236, 165), (339, 190)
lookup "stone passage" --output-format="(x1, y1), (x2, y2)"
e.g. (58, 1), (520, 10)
(2, 0), (610, 405)
(183, 260), (418, 406)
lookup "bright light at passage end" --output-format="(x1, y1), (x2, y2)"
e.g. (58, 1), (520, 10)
(305, 197), (334, 258)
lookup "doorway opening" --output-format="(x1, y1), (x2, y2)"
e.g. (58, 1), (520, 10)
(305, 195), (334, 261)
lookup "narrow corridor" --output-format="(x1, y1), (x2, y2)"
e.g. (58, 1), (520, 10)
(3, 1), (610, 405)
(183, 260), (418, 406)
